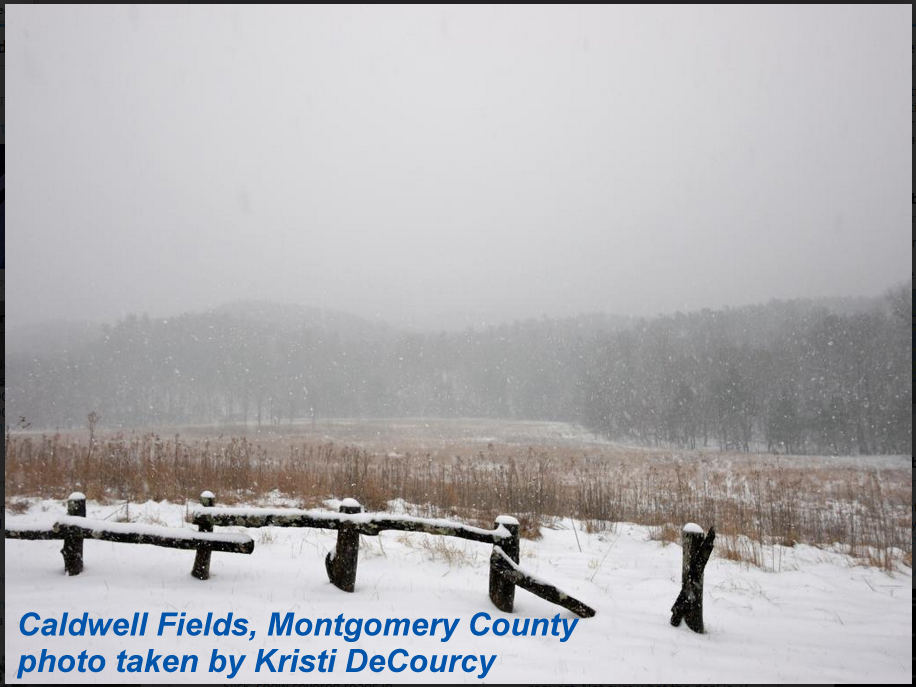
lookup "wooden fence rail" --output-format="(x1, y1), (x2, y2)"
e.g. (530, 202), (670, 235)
(4, 493), (255, 576)
(194, 506), (510, 544)
(5, 527), (64, 541)
(491, 547), (596, 618)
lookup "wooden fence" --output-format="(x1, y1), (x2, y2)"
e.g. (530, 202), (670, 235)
(5, 492), (254, 575)
(191, 492), (596, 618)
(5, 492), (719, 629)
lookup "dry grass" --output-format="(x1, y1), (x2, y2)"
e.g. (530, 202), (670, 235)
(392, 532), (479, 566)
(5, 430), (911, 571)
(416, 537), (478, 567)
(5, 498), (32, 515)
(648, 523), (681, 545)
(257, 528), (278, 545)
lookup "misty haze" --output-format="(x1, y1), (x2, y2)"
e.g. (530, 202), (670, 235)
(5, 7), (912, 683)
(7, 6), (911, 450)
(8, 6), (910, 327)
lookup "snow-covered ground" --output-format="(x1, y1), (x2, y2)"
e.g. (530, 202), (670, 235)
(5, 498), (911, 684)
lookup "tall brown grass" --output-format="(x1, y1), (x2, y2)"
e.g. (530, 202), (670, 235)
(5, 432), (910, 570)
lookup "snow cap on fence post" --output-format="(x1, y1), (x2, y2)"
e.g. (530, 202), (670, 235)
(326, 498), (362, 592)
(62, 492), (86, 575)
(489, 515), (520, 613)
(191, 490), (216, 580)
(67, 492), (87, 509)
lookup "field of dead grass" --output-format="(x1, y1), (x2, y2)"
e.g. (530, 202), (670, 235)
(5, 419), (911, 571)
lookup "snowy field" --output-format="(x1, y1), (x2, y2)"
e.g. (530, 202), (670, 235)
(173, 416), (910, 468)
(174, 416), (625, 450)
(5, 497), (911, 684)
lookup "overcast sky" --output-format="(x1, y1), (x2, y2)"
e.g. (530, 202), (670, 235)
(8, 5), (911, 329)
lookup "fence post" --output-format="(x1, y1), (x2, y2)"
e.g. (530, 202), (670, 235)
(670, 523), (715, 633)
(489, 515), (520, 612)
(191, 491), (215, 580)
(325, 498), (361, 592)
(62, 492), (86, 575)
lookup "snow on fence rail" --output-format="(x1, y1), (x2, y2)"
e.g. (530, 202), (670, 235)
(192, 492), (597, 618)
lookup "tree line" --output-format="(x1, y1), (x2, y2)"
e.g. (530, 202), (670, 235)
(8, 287), (911, 455)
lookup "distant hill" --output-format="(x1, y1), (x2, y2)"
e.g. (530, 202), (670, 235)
(9, 296), (884, 358)
(211, 300), (391, 338)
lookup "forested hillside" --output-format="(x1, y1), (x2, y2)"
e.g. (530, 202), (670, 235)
(8, 287), (910, 454)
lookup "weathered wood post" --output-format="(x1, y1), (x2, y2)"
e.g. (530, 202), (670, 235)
(191, 491), (215, 580)
(62, 492), (86, 575)
(326, 498), (361, 592)
(670, 523), (715, 633)
(489, 515), (520, 612)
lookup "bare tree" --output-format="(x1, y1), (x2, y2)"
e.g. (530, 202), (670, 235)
(86, 411), (101, 462)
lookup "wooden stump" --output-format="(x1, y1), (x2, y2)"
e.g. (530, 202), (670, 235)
(191, 491), (215, 580)
(489, 515), (520, 613)
(326, 499), (361, 592)
(62, 493), (86, 576)
(670, 523), (715, 633)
